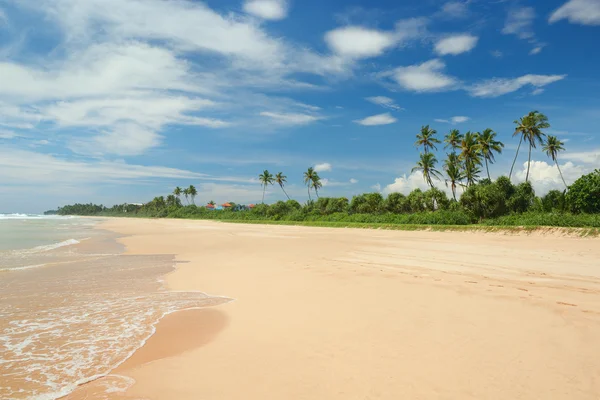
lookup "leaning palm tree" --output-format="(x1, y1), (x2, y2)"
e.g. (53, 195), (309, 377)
(415, 125), (441, 154)
(477, 128), (504, 180)
(509, 111), (550, 181)
(275, 172), (290, 200)
(542, 135), (567, 188)
(258, 170), (274, 203)
(444, 153), (465, 201)
(412, 153), (442, 188)
(311, 173), (323, 198)
(188, 185), (197, 205)
(173, 186), (182, 202)
(183, 188), (190, 205)
(444, 129), (463, 152)
(459, 131), (482, 187)
(303, 167), (317, 201)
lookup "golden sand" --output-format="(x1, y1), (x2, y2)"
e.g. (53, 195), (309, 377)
(86, 219), (600, 399)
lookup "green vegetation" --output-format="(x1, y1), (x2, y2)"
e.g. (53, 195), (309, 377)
(46, 111), (600, 231)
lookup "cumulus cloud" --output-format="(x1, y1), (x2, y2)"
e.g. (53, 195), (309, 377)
(260, 111), (322, 125)
(390, 59), (458, 92)
(563, 149), (600, 164)
(314, 163), (332, 172)
(434, 34), (478, 56)
(350, 178), (358, 184)
(514, 160), (591, 195)
(438, 1), (471, 19)
(529, 46), (544, 55)
(354, 113), (397, 126)
(549, 0), (600, 25)
(324, 18), (427, 59)
(383, 172), (431, 195)
(468, 74), (566, 98)
(435, 116), (470, 124)
(243, 0), (289, 20)
(365, 96), (402, 111)
(502, 7), (536, 40)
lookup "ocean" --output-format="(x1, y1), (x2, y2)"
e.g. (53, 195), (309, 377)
(0, 215), (230, 399)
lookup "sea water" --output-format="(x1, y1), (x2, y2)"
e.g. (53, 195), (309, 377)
(0, 215), (231, 399)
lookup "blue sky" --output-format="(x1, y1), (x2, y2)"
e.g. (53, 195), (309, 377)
(0, 0), (599, 213)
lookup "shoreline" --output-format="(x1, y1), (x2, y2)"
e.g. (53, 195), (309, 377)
(74, 217), (600, 399)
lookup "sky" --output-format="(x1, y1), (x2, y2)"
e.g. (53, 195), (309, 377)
(0, 0), (599, 213)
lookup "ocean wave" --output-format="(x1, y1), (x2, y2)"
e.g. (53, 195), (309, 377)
(31, 239), (81, 253)
(0, 214), (74, 220)
(0, 264), (46, 272)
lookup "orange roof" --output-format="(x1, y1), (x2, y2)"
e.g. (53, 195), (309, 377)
(222, 203), (232, 207)
(249, 204), (255, 208)
(206, 204), (215, 208)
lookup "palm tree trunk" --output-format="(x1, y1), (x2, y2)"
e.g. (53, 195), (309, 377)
(451, 183), (456, 201)
(556, 159), (568, 189)
(307, 186), (311, 201)
(525, 143), (532, 182)
(262, 185), (266, 203)
(509, 136), (523, 180)
(280, 185), (290, 200)
(485, 157), (490, 181)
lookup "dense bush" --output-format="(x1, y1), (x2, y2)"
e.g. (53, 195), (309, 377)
(566, 170), (600, 214)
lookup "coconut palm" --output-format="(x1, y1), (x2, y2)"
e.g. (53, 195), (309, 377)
(173, 187), (182, 202)
(444, 153), (465, 201)
(183, 188), (190, 205)
(415, 125), (441, 154)
(509, 111), (550, 182)
(188, 185), (197, 205)
(275, 172), (290, 200)
(444, 129), (463, 152)
(303, 167), (317, 201)
(459, 131), (482, 187)
(477, 128), (504, 180)
(412, 153), (442, 188)
(542, 135), (567, 188)
(258, 170), (274, 203)
(311, 173), (323, 198)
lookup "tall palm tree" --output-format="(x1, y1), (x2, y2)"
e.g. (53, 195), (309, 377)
(188, 185), (197, 205)
(275, 172), (290, 200)
(311, 172), (323, 198)
(444, 153), (465, 201)
(509, 111), (550, 182)
(173, 186), (182, 202)
(444, 129), (463, 152)
(258, 170), (274, 203)
(415, 125), (441, 154)
(412, 153), (442, 188)
(459, 131), (482, 187)
(303, 167), (317, 201)
(183, 188), (190, 205)
(542, 135), (567, 188)
(477, 128), (504, 180)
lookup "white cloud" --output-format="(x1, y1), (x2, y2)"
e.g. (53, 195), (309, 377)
(354, 113), (397, 126)
(531, 88), (545, 96)
(502, 7), (536, 40)
(243, 0), (288, 20)
(563, 149), (600, 164)
(0, 129), (17, 139)
(259, 111), (322, 125)
(365, 96), (402, 111)
(324, 18), (426, 59)
(314, 163), (332, 172)
(468, 74), (566, 97)
(0, 8), (7, 26)
(350, 178), (358, 184)
(438, 1), (470, 19)
(434, 34), (478, 56)
(549, 0), (600, 25)
(490, 50), (503, 58)
(390, 59), (458, 92)
(529, 46), (543, 55)
(514, 160), (591, 195)
(435, 116), (470, 124)
(383, 172), (431, 195)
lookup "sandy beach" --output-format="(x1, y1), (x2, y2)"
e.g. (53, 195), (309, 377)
(75, 219), (600, 399)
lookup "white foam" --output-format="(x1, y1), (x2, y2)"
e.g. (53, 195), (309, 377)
(31, 239), (80, 253)
(0, 264), (46, 272)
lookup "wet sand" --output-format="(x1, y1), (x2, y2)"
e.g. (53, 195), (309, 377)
(99, 219), (600, 399)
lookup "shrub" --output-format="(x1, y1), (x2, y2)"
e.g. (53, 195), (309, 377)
(385, 192), (409, 214)
(507, 182), (535, 213)
(407, 189), (426, 213)
(460, 181), (507, 220)
(566, 169), (600, 213)
(541, 190), (566, 212)
(350, 193), (384, 214)
(424, 188), (450, 211)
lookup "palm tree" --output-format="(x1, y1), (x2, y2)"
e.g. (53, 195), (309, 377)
(303, 167), (317, 201)
(275, 172), (290, 200)
(166, 194), (177, 207)
(459, 131), (482, 187)
(415, 125), (441, 154)
(477, 128), (504, 180)
(509, 111), (550, 182)
(173, 187), (182, 202)
(542, 135), (567, 188)
(183, 188), (190, 205)
(188, 185), (197, 205)
(412, 153), (442, 188)
(444, 153), (465, 201)
(311, 172), (323, 198)
(258, 170), (274, 203)
(444, 129), (463, 152)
